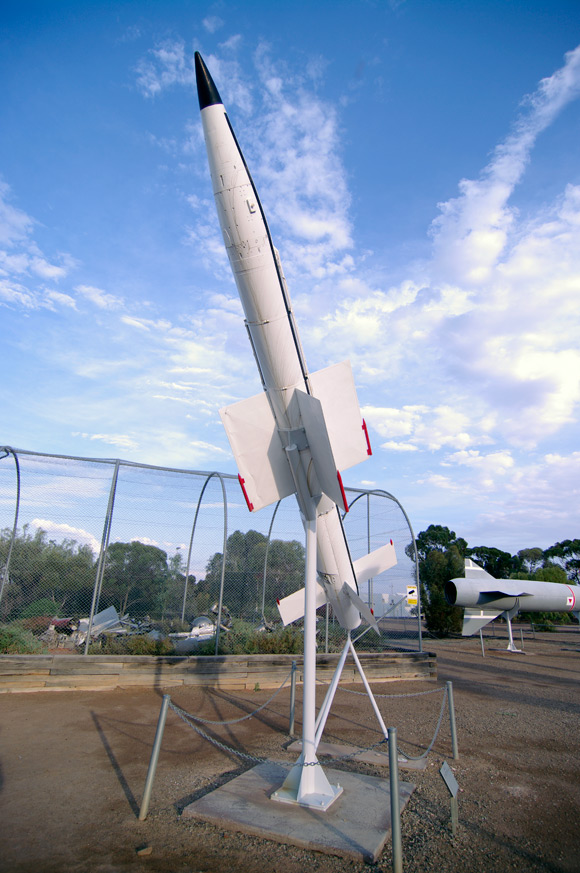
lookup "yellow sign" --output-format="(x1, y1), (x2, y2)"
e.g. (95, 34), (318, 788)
(406, 585), (418, 606)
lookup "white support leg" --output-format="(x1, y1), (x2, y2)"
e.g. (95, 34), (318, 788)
(348, 637), (389, 738)
(504, 607), (523, 653)
(272, 512), (342, 810)
(314, 635), (351, 749)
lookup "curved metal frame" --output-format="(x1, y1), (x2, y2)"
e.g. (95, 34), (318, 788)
(0, 447), (21, 612)
(181, 472), (228, 655)
(343, 487), (422, 652)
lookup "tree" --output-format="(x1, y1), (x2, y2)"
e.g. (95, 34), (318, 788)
(544, 539), (580, 582)
(203, 530), (304, 622)
(466, 546), (521, 578)
(406, 525), (466, 635)
(0, 525), (96, 620)
(517, 547), (545, 575)
(102, 541), (170, 617)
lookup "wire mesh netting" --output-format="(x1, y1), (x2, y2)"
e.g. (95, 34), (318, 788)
(0, 447), (421, 654)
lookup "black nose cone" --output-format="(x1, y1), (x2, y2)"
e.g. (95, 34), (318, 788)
(195, 52), (223, 110)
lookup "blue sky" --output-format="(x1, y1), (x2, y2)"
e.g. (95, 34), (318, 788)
(1, 0), (579, 555)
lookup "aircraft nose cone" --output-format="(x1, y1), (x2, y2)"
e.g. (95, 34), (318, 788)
(195, 51), (223, 110)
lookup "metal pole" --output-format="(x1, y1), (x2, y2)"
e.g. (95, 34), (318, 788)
(84, 459), (120, 655)
(139, 694), (171, 821)
(289, 660), (297, 737)
(479, 628), (485, 658)
(214, 475), (228, 655)
(446, 681), (459, 760)
(388, 726), (403, 873)
(0, 448), (21, 611)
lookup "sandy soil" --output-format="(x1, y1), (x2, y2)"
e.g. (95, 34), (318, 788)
(0, 627), (579, 873)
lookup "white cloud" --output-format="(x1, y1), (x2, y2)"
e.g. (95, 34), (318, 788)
(431, 45), (580, 286)
(203, 16), (224, 34)
(31, 518), (101, 554)
(76, 284), (124, 309)
(72, 432), (140, 451)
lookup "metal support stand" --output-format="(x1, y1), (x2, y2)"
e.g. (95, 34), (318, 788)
(314, 632), (389, 749)
(139, 694), (171, 820)
(504, 606), (524, 653)
(446, 681), (459, 760)
(388, 726), (403, 873)
(272, 512), (342, 810)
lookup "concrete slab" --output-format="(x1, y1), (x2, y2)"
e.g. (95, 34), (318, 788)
(182, 762), (415, 863)
(287, 739), (427, 770)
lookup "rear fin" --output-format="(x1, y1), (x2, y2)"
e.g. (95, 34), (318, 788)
(463, 558), (495, 581)
(340, 582), (380, 635)
(353, 541), (397, 586)
(220, 392), (295, 512)
(276, 583), (327, 626)
(308, 361), (370, 472)
(295, 389), (348, 511)
(462, 607), (501, 636)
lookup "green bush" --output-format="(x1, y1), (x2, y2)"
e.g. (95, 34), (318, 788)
(20, 599), (62, 619)
(215, 620), (304, 655)
(88, 634), (175, 655)
(0, 623), (45, 654)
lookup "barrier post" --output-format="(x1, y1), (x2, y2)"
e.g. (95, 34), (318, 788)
(446, 681), (459, 760)
(139, 695), (171, 821)
(388, 726), (403, 873)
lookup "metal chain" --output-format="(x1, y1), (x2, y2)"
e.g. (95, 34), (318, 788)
(168, 683), (450, 767)
(168, 670), (292, 726)
(169, 702), (271, 765)
(316, 679), (446, 700)
(394, 686), (449, 760)
(169, 699), (387, 768)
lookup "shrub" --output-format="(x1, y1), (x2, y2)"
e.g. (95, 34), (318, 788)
(0, 623), (45, 654)
(88, 634), (175, 655)
(20, 599), (62, 619)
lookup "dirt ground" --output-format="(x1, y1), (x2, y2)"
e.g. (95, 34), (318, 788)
(1, 627), (579, 873)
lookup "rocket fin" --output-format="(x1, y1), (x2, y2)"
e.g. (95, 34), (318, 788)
(276, 582), (327, 626)
(462, 607), (502, 636)
(309, 361), (371, 472)
(294, 388), (348, 512)
(463, 558), (495, 581)
(353, 541), (397, 586)
(463, 559), (531, 598)
(220, 392), (295, 512)
(340, 582), (380, 634)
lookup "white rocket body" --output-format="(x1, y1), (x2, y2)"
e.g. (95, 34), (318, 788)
(196, 54), (396, 631)
(446, 559), (580, 635)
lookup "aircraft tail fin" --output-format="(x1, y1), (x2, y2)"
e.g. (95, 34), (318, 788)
(462, 607), (501, 636)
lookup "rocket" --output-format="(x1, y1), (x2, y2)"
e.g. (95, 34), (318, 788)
(446, 559), (580, 650)
(195, 52), (396, 632)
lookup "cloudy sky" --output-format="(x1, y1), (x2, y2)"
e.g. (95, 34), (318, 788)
(1, 0), (579, 554)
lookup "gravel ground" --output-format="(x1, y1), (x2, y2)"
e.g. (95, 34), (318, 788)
(0, 627), (578, 873)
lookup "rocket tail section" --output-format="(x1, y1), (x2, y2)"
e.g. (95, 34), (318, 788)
(461, 608), (502, 636)
(276, 540), (398, 627)
(220, 360), (370, 513)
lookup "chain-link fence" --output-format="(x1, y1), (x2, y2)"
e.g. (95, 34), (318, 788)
(0, 447), (421, 654)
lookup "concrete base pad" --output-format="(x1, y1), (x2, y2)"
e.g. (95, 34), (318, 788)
(182, 762), (415, 863)
(287, 739), (427, 770)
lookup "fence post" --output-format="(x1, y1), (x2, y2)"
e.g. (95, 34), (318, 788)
(446, 681), (459, 760)
(139, 695), (171, 821)
(84, 459), (120, 654)
(388, 726), (403, 873)
(0, 448), (21, 612)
